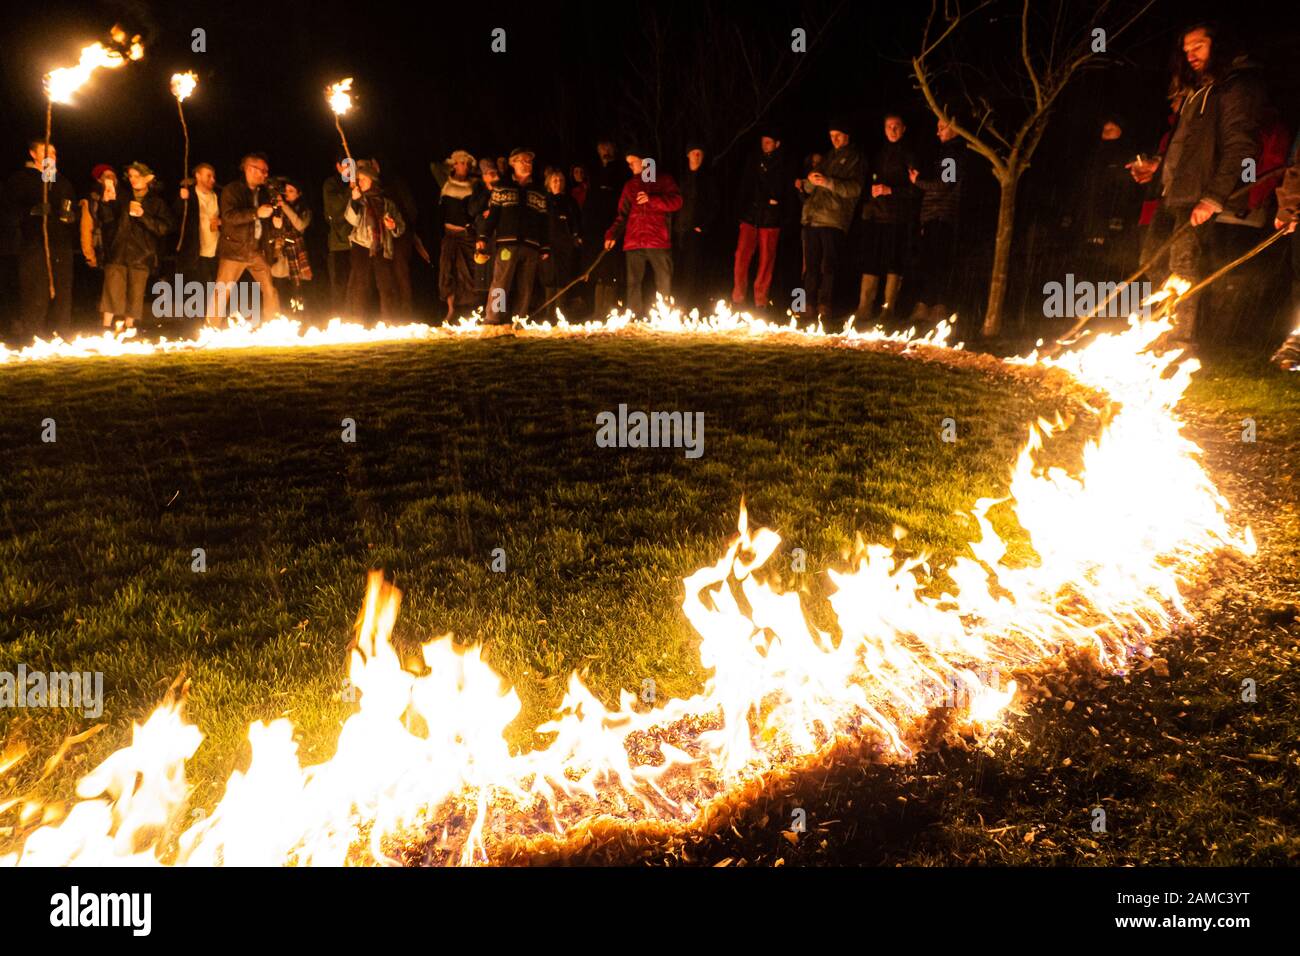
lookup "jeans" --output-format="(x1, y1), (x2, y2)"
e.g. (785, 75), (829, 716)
(626, 248), (672, 316)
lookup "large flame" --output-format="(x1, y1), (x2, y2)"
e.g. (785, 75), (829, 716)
(170, 71), (197, 102)
(327, 77), (354, 116)
(0, 300), (1253, 866)
(44, 27), (144, 105)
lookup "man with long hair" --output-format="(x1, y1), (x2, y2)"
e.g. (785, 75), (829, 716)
(1128, 21), (1264, 344)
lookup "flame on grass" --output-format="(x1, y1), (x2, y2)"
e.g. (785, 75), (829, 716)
(0, 301), (1253, 866)
(1, 297), (952, 364)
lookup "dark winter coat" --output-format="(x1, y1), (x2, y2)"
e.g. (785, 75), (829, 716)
(606, 174), (683, 251)
(547, 190), (582, 253)
(861, 139), (918, 224)
(737, 146), (790, 229)
(673, 167), (720, 237)
(1074, 137), (1144, 240)
(914, 138), (967, 226)
(322, 175), (353, 252)
(1160, 56), (1265, 215)
(217, 179), (271, 263)
(581, 158), (629, 245)
(799, 143), (863, 232)
(478, 174), (550, 251)
(98, 183), (174, 271)
(2, 165), (77, 253)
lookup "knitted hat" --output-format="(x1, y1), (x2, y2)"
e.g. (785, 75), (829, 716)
(446, 149), (476, 168)
(91, 163), (115, 181)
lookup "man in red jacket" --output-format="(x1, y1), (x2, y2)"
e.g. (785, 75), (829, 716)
(604, 146), (682, 317)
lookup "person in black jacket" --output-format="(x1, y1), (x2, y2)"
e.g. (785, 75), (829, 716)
(908, 118), (967, 323)
(1, 140), (77, 342)
(1129, 22), (1263, 344)
(580, 138), (627, 319)
(856, 114), (918, 323)
(96, 162), (174, 331)
(731, 131), (789, 310)
(673, 143), (719, 308)
(174, 162), (221, 289)
(477, 147), (550, 324)
(375, 158), (419, 318)
(541, 167), (582, 319)
(1064, 117), (1144, 284)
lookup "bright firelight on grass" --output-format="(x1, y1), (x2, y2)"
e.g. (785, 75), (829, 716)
(0, 297), (1254, 865)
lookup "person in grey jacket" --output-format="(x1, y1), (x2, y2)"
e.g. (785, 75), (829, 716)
(1128, 22), (1263, 344)
(799, 119), (863, 323)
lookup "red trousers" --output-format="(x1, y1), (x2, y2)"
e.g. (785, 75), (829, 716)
(732, 223), (780, 306)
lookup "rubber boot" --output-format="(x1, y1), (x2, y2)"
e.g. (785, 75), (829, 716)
(855, 274), (879, 326)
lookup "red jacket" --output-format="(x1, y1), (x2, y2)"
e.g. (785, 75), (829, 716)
(605, 174), (682, 250)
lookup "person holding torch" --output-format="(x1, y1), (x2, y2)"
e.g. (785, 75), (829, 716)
(1, 140), (77, 343)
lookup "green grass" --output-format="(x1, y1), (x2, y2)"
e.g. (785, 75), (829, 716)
(0, 336), (1083, 820)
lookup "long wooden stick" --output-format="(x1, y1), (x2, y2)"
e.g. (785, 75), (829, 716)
(41, 99), (54, 299)
(175, 97), (190, 252)
(1151, 226), (1289, 319)
(334, 115), (353, 165)
(1055, 164), (1290, 347)
(526, 245), (611, 320)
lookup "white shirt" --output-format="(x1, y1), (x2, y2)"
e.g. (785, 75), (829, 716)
(197, 188), (219, 258)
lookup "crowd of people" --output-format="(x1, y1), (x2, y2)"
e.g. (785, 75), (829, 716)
(2, 20), (1298, 366)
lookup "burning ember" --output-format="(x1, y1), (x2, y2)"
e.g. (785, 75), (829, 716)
(0, 302), (1253, 866)
(44, 26), (144, 104)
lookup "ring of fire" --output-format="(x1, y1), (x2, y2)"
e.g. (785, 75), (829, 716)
(0, 301), (1253, 866)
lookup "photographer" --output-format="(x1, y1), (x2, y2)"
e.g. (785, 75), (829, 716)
(207, 153), (279, 327)
(264, 177), (313, 315)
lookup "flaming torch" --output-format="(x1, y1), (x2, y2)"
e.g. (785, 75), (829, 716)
(326, 77), (355, 167)
(40, 26), (143, 299)
(171, 71), (198, 251)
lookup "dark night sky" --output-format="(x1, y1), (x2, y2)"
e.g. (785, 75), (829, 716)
(3, 0), (1297, 238)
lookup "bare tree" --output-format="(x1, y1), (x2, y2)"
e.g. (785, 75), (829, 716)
(621, 2), (844, 166)
(912, 0), (1155, 337)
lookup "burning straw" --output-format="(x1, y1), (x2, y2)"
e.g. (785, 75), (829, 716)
(0, 305), (1255, 867)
